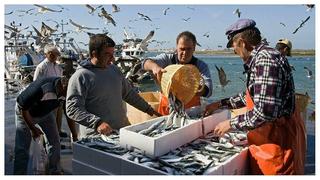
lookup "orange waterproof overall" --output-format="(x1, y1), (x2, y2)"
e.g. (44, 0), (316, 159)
(158, 94), (200, 115)
(245, 90), (306, 175)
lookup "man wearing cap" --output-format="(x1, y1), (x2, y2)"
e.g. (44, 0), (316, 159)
(276, 39), (292, 57)
(13, 76), (68, 174)
(204, 19), (306, 174)
(143, 31), (213, 115)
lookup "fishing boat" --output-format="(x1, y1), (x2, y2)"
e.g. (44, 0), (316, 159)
(114, 29), (155, 84)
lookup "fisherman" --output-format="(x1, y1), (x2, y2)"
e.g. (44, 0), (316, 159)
(143, 31), (213, 115)
(66, 34), (161, 137)
(275, 38), (292, 57)
(13, 76), (68, 174)
(33, 44), (77, 140)
(204, 19), (306, 175)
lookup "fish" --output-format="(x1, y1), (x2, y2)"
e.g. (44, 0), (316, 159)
(139, 119), (165, 135)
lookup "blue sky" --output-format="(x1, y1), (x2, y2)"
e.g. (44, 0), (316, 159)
(5, 4), (315, 50)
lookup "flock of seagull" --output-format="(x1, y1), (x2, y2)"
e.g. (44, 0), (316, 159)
(5, 4), (315, 86)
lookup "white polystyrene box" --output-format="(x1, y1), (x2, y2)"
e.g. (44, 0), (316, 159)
(119, 109), (230, 158)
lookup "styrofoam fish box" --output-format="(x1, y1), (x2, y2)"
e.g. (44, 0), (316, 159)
(72, 159), (110, 175)
(121, 154), (166, 175)
(72, 142), (122, 174)
(119, 109), (230, 158)
(222, 148), (249, 175)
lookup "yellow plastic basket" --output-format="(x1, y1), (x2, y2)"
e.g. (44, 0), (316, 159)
(160, 64), (202, 105)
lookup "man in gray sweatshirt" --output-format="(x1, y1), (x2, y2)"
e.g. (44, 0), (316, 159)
(66, 34), (160, 137)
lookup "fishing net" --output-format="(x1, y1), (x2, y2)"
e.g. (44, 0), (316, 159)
(161, 64), (202, 105)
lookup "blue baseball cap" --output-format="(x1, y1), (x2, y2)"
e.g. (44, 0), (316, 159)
(225, 19), (256, 48)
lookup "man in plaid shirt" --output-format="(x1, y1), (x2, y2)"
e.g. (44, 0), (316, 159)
(204, 19), (306, 175)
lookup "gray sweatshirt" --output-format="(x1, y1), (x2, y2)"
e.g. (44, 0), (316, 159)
(66, 59), (152, 136)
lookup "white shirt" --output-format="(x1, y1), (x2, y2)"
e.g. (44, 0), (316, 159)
(33, 58), (63, 81)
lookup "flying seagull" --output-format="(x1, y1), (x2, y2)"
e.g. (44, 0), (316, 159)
(138, 12), (152, 21)
(203, 32), (210, 38)
(182, 17), (191, 22)
(305, 4), (315, 11)
(112, 4), (120, 13)
(215, 65), (231, 91)
(34, 4), (62, 13)
(98, 8), (117, 27)
(293, 16), (310, 34)
(137, 30), (155, 51)
(69, 19), (99, 32)
(233, 8), (241, 18)
(163, 7), (170, 15)
(5, 11), (14, 15)
(41, 22), (57, 37)
(186, 6), (195, 11)
(280, 22), (286, 27)
(85, 4), (103, 14)
(304, 66), (312, 78)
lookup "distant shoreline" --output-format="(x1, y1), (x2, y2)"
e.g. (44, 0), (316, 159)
(150, 49), (315, 56)
(193, 49), (315, 56)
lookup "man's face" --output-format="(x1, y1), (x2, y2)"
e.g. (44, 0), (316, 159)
(97, 46), (115, 68)
(176, 38), (195, 64)
(232, 37), (251, 62)
(46, 51), (60, 62)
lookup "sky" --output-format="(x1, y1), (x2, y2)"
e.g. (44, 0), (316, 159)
(4, 3), (316, 50)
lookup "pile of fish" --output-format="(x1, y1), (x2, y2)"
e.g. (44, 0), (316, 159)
(124, 131), (248, 175)
(138, 93), (194, 137)
(77, 128), (248, 175)
(77, 131), (128, 155)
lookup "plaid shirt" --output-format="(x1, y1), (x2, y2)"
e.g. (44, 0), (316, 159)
(223, 43), (295, 131)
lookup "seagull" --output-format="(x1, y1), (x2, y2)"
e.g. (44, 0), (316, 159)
(163, 7), (170, 15)
(34, 4), (62, 13)
(112, 4), (120, 13)
(69, 19), (99, 32)
(186, 6), (195, 11)
(196, 42), (202, 47)
(304, 66), (312, 78)
(5, 11), (14, 15)
(45, 19), (60, 29)
(140, 30), (155, 47)
(203, 32), (210, 38)
(137, 12), (152, 21)
(56, 5), (69, 11)
(16, 8), (35, 15)
(182, 17), (191, 22)
(233, 8), (241, 18)
(280, 22), (286, 27)
(215, 65), (231, 91)
(79, 42), (89, 46)
(85, 4), (103, 14)
(217, 45), (223, 48)
(41, 22), (57, 37)
(293, 16), (310, 34)
(98, 8), (117, 27)
(305, 4), (315, 12)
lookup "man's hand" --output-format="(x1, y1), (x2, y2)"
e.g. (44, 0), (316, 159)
(97, 122), (113, 135)
(203, 101), (221, 117)
(213, 120), (231, 136)
(152, 65), (167, 84)
(31, 126), (43, 140)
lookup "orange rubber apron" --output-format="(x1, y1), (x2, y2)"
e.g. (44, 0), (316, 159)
(158, 93), (200, 115)
(245, 89), (306, 175)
